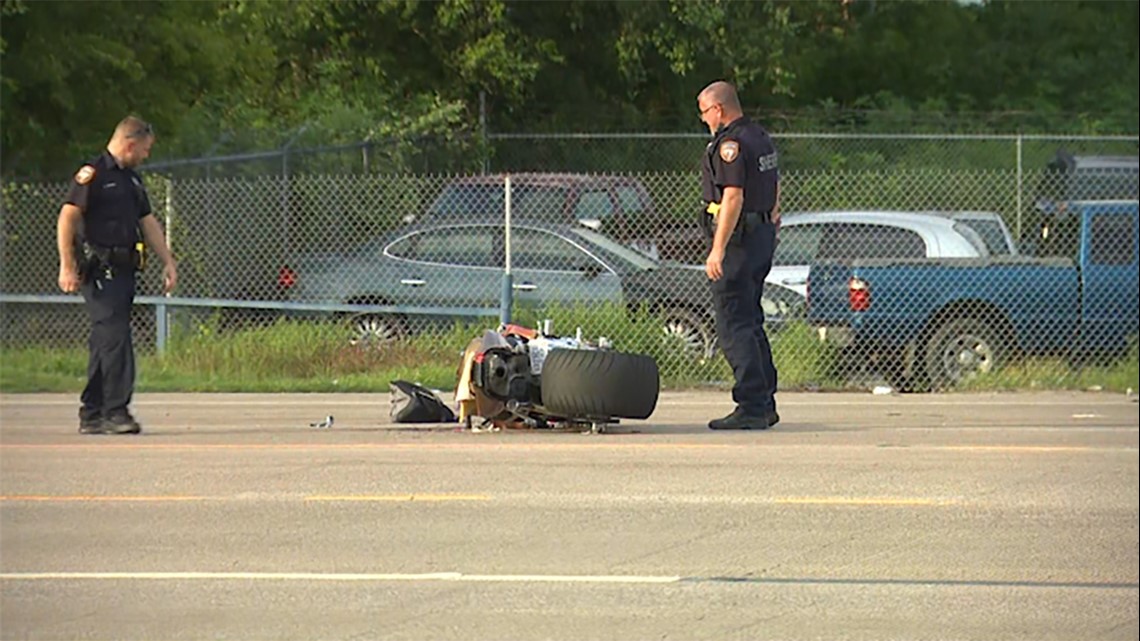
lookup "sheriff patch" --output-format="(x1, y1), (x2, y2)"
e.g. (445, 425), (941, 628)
(718, 140), (740, 163)
(74, 165), (96, 185)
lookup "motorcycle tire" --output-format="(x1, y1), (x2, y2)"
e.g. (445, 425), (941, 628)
(540, 349), (659, 419)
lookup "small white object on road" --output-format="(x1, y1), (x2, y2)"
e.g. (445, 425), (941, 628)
(872, 386), (893, 395)
(310, 415), (334, 429)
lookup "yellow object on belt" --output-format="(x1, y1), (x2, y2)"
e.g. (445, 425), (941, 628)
(705, 202), (721, 216)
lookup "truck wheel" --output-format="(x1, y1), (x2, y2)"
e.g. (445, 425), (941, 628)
(924, 318), (1003, 389)
(540, 349), (659, 419)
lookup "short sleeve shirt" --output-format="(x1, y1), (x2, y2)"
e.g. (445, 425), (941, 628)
(700, 116), (779, 214)
(65, 151), (152, 246)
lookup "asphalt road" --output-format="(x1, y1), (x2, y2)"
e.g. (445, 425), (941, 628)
(1, 391), (1137, 641)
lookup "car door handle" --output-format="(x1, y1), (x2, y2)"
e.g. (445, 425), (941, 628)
(513, 283), (537, 291)
(400, 279), (426, 287)
(781, 278), (807, 286)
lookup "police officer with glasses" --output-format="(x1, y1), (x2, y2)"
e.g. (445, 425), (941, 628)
(697, 81), (780, 430)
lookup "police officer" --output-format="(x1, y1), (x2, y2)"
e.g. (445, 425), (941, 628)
(697, 81), (780, 430)
(56, 116), (177, 435)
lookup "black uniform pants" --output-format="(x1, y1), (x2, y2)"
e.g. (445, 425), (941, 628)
(79, 270), (136, 419)
(709, 220), (778, 417)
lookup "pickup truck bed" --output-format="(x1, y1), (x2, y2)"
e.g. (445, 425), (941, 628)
(806, 201), (1138, 389)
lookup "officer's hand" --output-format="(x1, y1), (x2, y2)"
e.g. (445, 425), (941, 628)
(58, 264), (81, 293)
(705, 247), (725, 281)
(162, 261), (178, 294)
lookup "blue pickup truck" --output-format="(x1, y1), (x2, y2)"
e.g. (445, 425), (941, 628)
(806, 200), (1139, 389)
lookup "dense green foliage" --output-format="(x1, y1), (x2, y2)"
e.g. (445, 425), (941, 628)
(3, 0), (1137, 179)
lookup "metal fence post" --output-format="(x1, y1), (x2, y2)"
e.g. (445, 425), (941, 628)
(155, 299), (168, 355)
(1015, 134), (1023, 239)
(282, 149), (291, 268)
(480, 91), (490, 175)
(282, 125), (308, 274)
(499, 173), (513, 325)
(163, 178), (174, 352)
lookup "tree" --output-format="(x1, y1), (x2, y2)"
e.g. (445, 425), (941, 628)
(1, 0), (273, 177)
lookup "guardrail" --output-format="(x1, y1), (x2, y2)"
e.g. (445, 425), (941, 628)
(0, 294), (501, 354)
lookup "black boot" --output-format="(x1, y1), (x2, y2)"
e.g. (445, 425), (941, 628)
(78, 407), (103, 434)
(708, 408), (769, 430)
(101, 411), (142, 435)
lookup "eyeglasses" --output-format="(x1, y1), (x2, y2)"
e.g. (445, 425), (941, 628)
(127, 123), (154, 139)
(698, 103), (720, 117)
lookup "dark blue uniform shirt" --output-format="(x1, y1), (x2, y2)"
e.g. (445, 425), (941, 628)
(700, 116), (779, 215)
(65, 151), (151, 248)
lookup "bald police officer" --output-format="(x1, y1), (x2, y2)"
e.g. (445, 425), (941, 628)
(697, 81), (780, 430)
(57, 116), (177, 435)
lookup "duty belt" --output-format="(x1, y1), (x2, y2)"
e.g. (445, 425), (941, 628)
(82, 243), (141, 269)
(704, 203), (771, 225)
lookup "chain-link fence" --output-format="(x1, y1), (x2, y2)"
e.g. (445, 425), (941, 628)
(2, 133), (1137, 390)
(129, 132), (1140, 176)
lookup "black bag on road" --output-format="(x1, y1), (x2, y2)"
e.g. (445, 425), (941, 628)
(389, 380), (457, 423)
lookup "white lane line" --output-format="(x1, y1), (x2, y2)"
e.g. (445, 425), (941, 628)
(0, 572), (681, 584)
(451, 574), (679, 584)
(2, 572), (1134, 590)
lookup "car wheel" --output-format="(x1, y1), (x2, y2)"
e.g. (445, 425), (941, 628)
(347, 313), (405, 349)
(662, 308), (716, 359)
(540, 349), (659, 419)
(923, 318), (1003, 389)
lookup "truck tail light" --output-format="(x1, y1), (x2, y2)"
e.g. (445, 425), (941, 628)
(848, 277), (870, 312)
(278, 265), (298, 289)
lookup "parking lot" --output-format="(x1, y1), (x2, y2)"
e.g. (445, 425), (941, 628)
(1, 390), (1137, 640)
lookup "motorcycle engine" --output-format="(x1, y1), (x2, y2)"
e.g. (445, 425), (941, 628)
(476, 348), (540, 404)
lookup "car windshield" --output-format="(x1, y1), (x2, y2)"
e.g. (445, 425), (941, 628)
(429, 184), (568, 221)
(955, 219), (1012, 255)
(569, 227), (658, 271)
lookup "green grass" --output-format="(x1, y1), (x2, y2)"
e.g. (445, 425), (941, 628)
(954, 339), (1140, 393)
(2, 311), (1135, 394)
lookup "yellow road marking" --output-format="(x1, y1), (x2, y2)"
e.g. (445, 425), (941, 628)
(0, 495), (208, 502)
(0, 571), (680, 584)
(0, 443), (743, 450)
(775, 497), (958, 506)
(937, 446), (1101, 452)
(303, 494), (491, 502)
(0, 494), (488, 503)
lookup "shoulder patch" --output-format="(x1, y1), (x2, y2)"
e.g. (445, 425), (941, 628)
(718, 140), (740, 163)
(74, 165), (96, 185)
